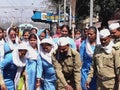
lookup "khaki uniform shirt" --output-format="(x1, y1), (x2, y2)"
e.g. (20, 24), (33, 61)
(114, 39), (120, 50)
(52, 48), (82, 90)
(87, 45), (120, 89)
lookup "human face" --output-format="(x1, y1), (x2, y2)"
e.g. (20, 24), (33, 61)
(87, 29), (96, 43)
(9, 30), (16, 42)
(0, 30), (3, 40)
(75, 31), (81, 39)
(61, 27), (69, 37)
(110, 29), (120, 39)
(39, 32), (46, 41)
(56, 28), (61, 34)
(23, 32), (30, 40)
(100, 36), (111, 47)
(29, 37), (37, 49)
(41, 43), (52, 53)
(31, 29), (37, 34)
(58, 45), (69, 56)
(18, 49), (27, 58)
(84, 29), (88, 36)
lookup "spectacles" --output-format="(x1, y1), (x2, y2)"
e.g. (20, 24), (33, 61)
(9, 34), (16, 36)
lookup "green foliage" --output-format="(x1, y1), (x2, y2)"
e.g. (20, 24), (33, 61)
(76, 0), (120, 23)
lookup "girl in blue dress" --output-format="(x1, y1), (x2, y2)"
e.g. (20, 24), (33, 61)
(25, 33), (42, 90)
(0, 43), (28, 90)
(39, 38), (57, 90)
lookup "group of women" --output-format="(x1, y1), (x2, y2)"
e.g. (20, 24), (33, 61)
(0, 26), (58, 90)
(0, 24), (101, 90)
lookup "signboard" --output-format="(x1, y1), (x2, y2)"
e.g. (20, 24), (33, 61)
(31, 11), (64, 23)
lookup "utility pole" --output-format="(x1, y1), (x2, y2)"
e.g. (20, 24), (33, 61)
(58, 0), (61, 26)
(71, 0), (76, 39)
(69, 0), (72, 30)
(64, 0), (66, 24)
(90, 0), (93, 26)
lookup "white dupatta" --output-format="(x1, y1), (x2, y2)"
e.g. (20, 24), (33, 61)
(6, 27), (19, 50)
(86, 29), (100, 57)
(40, 38), (58, 64)
(0, 39), (5, 61)
(12, 43), (28, 89)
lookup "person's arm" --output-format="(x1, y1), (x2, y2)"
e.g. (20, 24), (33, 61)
(113, 49), (120, 89)
(73, 51), (82, 90)
(86, 57), (95, 89)
(79, 40), (85, 62)
(36, 56), (43, 89)
(0, 54), (12, 89)
(51, 53), (68, 87)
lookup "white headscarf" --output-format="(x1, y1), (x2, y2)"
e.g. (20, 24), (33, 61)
(13, 43), (28, 89)
(40, 38), (58, 64)
(6, 27), (19, 50)
(27, 34), (40, 60)
(0, 39), (5, 61)
(86, 28), (100, 57)
(12, 43), (28, 67)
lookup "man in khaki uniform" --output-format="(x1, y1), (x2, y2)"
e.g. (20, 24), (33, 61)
(109, 22), (120, 47)
(52, 37), (82, 90)
(86, 29), (120, 90)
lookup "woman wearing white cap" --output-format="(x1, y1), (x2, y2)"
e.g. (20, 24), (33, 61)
(0, 43), (28, 90)
(39, 38), (57, 90)
(86, 28), (120, 90)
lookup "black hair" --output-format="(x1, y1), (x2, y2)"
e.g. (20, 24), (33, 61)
(8, 27), (16, 34)
(61, 25), (69, 31)
(28, 33), (37, 40)
(88, 26), (97, 34)
(22, 29), (30, 36)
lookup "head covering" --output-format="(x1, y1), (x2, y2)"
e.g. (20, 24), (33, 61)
(85, 28), (101, 58)
(99, 29), (110, 38)
(40, 38), (58, 64)
(37, 29), (45, 37)
(109, 23), (120, 30)
(13, 43), (28, 89)
(57, 37), (69, 46)
(6, 27), (19, 50)
(41, 38), (54, 45)
(27, 34), (40, 60)
(12, 43), (28, 67)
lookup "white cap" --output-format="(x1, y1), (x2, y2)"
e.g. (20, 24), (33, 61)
(109, 23), (120, 30)
(99, 29), (110, 38)
(40, 38), (54, 45)
(57, 37), (69, 46)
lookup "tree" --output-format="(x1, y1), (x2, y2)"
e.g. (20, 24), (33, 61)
(76, 0), (120, 27)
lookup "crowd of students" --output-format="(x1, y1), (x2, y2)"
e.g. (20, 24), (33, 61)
(0, 22), (120, 90)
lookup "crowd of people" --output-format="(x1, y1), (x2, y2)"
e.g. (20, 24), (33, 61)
(0, 22), (120, 90)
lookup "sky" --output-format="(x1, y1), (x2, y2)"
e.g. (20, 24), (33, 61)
(0, 0), (56, 23)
